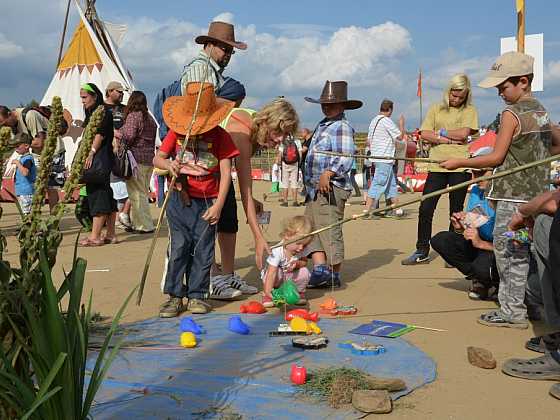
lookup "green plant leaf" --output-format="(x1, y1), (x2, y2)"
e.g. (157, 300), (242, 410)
(20, 386), (63, 420)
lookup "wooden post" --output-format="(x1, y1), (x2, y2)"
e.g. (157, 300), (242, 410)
(56, 0), (72, 69)
(517, 0), (525, 53)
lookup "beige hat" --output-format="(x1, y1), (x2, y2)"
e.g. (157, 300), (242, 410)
(106, 81), (125, 92)
(478, 51), (534, 88)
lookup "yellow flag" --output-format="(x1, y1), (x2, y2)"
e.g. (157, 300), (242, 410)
(516, 0), (524, 13)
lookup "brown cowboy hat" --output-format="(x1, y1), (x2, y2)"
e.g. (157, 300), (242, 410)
(195, 21), (247, 50)
(304, 80), (363, 110)
(163, 82), (235, 136)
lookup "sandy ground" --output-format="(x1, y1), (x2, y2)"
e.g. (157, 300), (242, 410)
(2, 180), (558, 420)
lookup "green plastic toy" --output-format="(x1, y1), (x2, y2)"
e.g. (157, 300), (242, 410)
(271, 280), (300, 306)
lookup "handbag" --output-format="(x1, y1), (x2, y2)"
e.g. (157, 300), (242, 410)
(81, 146), (112, 184)
(112, 141), (132, 178)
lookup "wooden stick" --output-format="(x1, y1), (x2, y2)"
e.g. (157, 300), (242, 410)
(411, 325), (447, 332)
(136, 50), (214, 306)
(274, 153), (560, 248)
(314, 149), (443, 163)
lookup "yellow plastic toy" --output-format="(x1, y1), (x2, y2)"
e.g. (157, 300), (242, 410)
(180, 332), (197, 348)
(289, 317), (322, 335)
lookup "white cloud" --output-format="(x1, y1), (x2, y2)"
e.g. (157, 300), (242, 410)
(0, 33), (24, 58)
(545, 60), (560, 83)
(212, 12), (234, 24)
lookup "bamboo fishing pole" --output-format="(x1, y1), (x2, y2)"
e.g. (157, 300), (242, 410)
(136, 50), (214, 305)
(274, 153), (560, 248)
(314, 149), (443, 163)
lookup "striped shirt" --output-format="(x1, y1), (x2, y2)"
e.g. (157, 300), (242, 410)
(367, 115), (401, 164)
(180, 51), (224, 94)
(304, 113), (355, 199)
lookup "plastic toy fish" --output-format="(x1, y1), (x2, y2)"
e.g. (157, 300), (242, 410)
(180, 332), (197, 348)
(289, 317), (322, 335)
(179, 317), (204, 335)
(319, 298), (357, 316)
(240, 301), (267, 314)
(272, 280), (300, 306)
(228, 316), (250, 335)
(286, 309), (319, 322)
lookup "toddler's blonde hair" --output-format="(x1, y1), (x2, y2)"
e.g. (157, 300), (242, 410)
(280, 215), (313, 240)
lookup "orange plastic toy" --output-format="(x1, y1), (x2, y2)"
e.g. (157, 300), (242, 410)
(239, 301), (267, 314)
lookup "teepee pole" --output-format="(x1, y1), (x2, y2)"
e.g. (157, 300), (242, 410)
(276, 153), (560, 248)
(56, 0), (72, 69)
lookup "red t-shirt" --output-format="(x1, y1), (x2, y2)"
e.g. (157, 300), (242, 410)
(160, 126), (239, 198)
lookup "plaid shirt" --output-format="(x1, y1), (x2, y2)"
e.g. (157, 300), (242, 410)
(304, 113), (356, 199)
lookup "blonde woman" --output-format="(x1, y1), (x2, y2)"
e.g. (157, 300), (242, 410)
(402, 74), (479, 265)
(209, 94), (301, 299)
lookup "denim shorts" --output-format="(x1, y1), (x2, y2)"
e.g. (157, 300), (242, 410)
(367, 162), (397, 200)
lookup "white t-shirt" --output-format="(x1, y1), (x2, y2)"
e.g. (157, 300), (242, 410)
(261, 245), (304, 280)
(367, 115), (401, 164)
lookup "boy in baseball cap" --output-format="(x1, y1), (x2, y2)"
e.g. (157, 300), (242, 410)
(440, 51), (558, 329)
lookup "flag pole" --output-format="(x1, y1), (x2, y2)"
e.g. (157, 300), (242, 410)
(418, 67), (423, 124)
(517, 0), (525, 53)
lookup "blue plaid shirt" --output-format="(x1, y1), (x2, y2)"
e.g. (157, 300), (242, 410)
(304, 113), (356, 199)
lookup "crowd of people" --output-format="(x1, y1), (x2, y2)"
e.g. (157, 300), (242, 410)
(2, 20), (560, 400)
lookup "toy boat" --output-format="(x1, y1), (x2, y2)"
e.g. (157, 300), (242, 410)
(292, 336), (329, 350)
(338, 340), (385, 355)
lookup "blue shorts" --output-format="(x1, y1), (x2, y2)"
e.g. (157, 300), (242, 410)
(367, 162), (397, 200)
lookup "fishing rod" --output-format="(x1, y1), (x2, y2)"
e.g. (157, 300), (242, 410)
(274, 153), (560, 248)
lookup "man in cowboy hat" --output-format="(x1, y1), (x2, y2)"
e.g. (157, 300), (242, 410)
(180, 21), (247, 94)
(303, 80), (362, 289)
(153, 82), (240, 317)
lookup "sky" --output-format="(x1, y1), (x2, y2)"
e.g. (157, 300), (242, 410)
(1, 0), (560, 131)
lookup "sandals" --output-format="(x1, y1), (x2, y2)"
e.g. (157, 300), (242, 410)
(102, 236), (119, 244)
(79, 238), (104, 247)
(502, 354), (560, 381)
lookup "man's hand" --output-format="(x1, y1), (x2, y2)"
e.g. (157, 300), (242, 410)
(255, 236), (271, 270)
(440, 159), (463, 170)
(450, 211), (466, 230)
(84, 152), (94, 170)
(318, 170), (334, 193)
(463, 227), (482, 248)
(202, 203), (222, 225)
(508, 211), (528, 232)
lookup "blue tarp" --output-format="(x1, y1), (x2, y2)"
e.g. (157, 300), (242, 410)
(90, 314), (436, 419)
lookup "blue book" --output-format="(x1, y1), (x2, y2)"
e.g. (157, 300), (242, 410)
(349, 320), (416, 338)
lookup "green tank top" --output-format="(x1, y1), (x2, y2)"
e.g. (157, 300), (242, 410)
(487, 96), (552, 202)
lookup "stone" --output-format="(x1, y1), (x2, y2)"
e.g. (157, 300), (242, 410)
(365, 375), (406, 391)
(352, 390), (393, 414)
(467, 346), (497, 369)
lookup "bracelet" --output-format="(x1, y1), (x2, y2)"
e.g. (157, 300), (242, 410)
(90, 147), (96, 154)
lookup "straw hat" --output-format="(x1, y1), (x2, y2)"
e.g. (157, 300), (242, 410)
(163, 82), (235, 136)
(195, 21), (247, 50)
(304, 80), (362, 110)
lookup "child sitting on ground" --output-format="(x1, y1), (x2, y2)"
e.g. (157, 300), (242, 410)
(261, 215), (313, 308)
(12, 133), (36, 215)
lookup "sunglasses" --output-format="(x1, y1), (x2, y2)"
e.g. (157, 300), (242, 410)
(216, 44), (234, 55)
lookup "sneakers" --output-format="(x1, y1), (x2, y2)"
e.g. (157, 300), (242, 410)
(280, 202), (288, 207)
(262, 295), (274, 308)
(477, 310), (529, 329)
(401, 250), (430, 265)
(187, 298), (212, 314)
(159, 296), (185, 318)
(227, 273), (259, 295)
(308, 265), (332, 288)
(119, 212), (132, 228)
(209, 275), (243, 300)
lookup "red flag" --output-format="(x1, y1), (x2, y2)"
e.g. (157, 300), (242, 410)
(417, 69), (422, 97)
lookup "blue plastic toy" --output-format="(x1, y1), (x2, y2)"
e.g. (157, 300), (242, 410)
(338, 340), (386, 356)
(228, 316), (250, 335)
(180, 317), (204, 335)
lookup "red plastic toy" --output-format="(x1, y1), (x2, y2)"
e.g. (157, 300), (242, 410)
(290, 364), (307, 385)
(285, 309), (319, 323)
(239, 301), (266, 314)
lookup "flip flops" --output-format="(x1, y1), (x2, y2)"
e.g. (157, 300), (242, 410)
(79, 238), (104, 247)
(502, 354), (560, 381)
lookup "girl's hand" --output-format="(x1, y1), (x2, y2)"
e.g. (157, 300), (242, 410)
(202, 204), (222, 225)
(440, 159), (462, 170)
(84, 152), (94, 170)
(167, 159), (181, 177)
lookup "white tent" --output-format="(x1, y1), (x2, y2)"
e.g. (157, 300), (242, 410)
(41, 0), (135, 163)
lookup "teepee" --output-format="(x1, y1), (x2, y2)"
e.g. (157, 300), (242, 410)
(41, 0), (135, 161)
